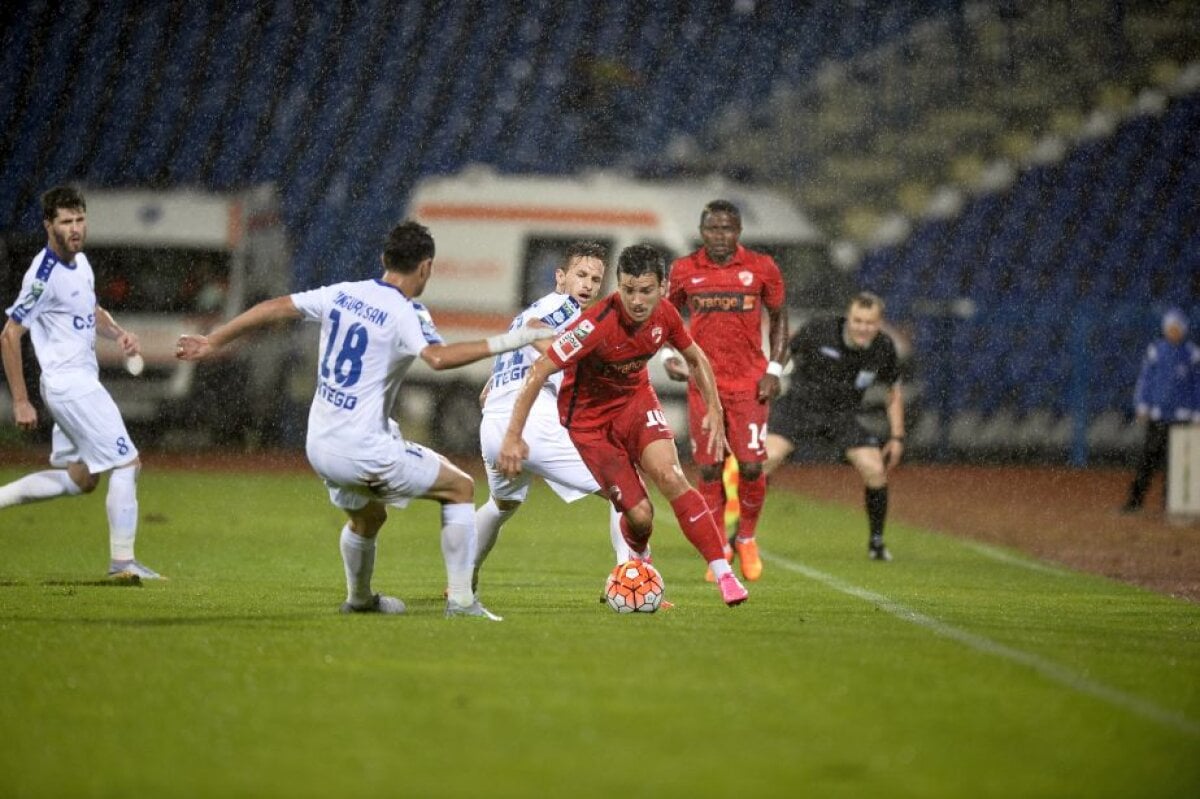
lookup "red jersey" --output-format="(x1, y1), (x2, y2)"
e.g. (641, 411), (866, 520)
(667, 244), (785, 394)
(546, 292), (693, 429)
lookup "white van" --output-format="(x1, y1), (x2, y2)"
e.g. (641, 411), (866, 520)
(1, 185), (295, 446)
(406, 167), (844, 451)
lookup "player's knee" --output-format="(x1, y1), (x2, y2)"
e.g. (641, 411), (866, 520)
(350, 503), (387, 536)
(495, 498), (522, 512)
(763, 435), (793, 474)
(71, 471), (99, 494)
(863, 473), (887, 489)
(698, 464), (722, 483)
(447, 473), (475, 504)
(739, 462), (762, 481)
(625, 503), (654, 535)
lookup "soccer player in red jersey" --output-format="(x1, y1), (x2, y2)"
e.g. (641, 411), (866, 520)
(497, 244), (749, 607)
(663, 200), (788, 581)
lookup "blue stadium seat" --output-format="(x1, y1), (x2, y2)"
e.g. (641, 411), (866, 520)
(86, 4), (174, 185)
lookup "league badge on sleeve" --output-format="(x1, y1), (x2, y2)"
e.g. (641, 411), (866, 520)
(551, 319), (593, 362)
(413, 302), (445, 345)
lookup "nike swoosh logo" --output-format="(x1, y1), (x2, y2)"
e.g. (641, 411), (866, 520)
(687, 512), (707, 523)
(690, 277), (704, 284)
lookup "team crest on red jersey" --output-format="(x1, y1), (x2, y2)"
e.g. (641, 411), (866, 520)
(650, 325), (663, 344)
(738, 270), (754, 287)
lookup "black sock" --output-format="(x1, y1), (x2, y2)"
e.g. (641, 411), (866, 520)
(865, 486), (888, 544)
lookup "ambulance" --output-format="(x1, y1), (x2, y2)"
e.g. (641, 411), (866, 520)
(0, 185), (296, 446)
(405, 167), (843, 452)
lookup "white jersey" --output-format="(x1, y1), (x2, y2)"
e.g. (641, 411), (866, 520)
(291, 278), (444, 456)
(483, 291), (581, 416)
(4, 248), (100, 394)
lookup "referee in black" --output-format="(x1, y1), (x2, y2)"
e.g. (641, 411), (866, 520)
(764, 292), (905, 560)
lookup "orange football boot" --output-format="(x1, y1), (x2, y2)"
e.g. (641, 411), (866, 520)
(734, 538), (762, 581)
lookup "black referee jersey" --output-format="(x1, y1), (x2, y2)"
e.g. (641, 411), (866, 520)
(783, 315), (900, 413)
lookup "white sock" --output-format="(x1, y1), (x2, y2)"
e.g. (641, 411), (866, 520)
(106, 465), (138, 562)
(442, 502), (476, 606)
(339, 525), (377, 606)
(473, 496), (518, 569)
(608, 504), (631, 564)
(0, 469), (82, 508)
(708, 558), (732, 579)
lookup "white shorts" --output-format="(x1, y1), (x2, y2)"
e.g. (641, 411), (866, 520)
(306, 439), (443, 511)
(42, 380), (138, 473)
(480, 406), (599, 503)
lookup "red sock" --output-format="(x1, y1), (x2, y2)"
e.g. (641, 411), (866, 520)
(736, 473), (766, 540)
(670, 489), (727, 563)
(698, 476), (725, 518)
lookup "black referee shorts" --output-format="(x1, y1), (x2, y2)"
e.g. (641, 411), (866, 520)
(769, 399), (883, 456)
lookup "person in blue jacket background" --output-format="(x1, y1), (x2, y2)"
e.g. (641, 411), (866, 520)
(1122, 308), (1200, 513)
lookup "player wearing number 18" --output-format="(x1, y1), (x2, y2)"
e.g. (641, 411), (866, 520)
(497, 245), (749, 607)
(176, 221), (553, 619)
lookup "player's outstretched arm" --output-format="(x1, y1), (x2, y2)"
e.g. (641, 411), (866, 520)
(176, 295), (300, 361)
(421, 327), (554, 371)
(0, 319), (36, 429)
(680, 342), (727, 460)
(497, 356), (559, 478)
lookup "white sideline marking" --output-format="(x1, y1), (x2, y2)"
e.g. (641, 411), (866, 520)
(649, 499), (1197, 735)
(959, 540), (1072, 576)
(762, 550), (1200, 737)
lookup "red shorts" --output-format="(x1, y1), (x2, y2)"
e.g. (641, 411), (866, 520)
(687, 386), (768, 466)
(568, 389), (676, 513)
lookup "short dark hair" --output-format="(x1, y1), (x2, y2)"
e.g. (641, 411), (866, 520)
(382, 220), (435, 272)
(563, 240), (608, 265)
(42, 186), (86, 222)
(700, 199), (741, 227)
(617, 244), (665, 282)
(850, 291), (885, 314)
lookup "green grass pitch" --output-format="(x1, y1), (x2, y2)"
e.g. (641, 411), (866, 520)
(1, 465), (1197, 798)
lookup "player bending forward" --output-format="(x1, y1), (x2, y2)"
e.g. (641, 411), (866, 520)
(475, 242), (631, 597)
(498, 244), (749, 607)
(176, 221), (552, 619)
(764, 292), (904, 561)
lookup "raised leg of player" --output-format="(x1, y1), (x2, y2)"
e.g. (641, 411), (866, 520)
(640, 441), (727, 566)
(762, 432), (795, 477)
(473, 496), (519, 578)
(0, 469), (84, 506)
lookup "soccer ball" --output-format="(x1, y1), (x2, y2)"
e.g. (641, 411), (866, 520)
(604, 560), (664, 613)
